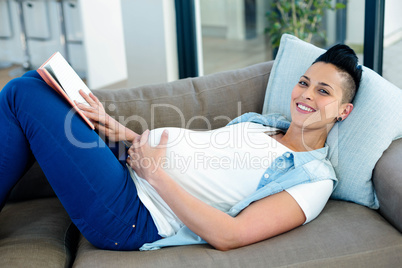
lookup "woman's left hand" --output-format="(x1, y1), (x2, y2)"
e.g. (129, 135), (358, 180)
(75, 90), (137, 142)
(126, 129), (169, 183)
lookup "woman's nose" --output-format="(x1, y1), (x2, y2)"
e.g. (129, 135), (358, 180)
(302, 87), (314, 100)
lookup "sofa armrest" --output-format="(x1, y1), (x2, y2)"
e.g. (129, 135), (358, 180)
(373, 138), (402, 233)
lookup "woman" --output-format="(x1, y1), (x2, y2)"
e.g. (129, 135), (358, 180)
(0, 44), (362, 251)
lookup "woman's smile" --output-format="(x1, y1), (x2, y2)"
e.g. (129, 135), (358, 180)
(296, 102), (317, 114)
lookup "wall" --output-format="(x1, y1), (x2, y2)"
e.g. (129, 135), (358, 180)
(256, 0), (270, 36)
(199, 0), (269, 40)
(120, 0), (178, 87)
(345, 0), (402, 48)
(0, 1), (86, 72)
(199, 0), (244, 39)
(384, 0), (402, 47)
(0, 0), (128, 89)
(345, 0), (365, 47)
(79, 0), (127, 89)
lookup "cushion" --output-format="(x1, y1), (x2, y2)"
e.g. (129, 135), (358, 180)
(0, 198), (79, 267)
(73, 201), (402, 268)
(262, 34), (402, 209)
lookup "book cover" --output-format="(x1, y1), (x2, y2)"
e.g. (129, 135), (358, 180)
(37, 52), (95, 129)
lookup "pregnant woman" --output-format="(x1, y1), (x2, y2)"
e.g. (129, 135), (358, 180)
(0, 44), (361, 251)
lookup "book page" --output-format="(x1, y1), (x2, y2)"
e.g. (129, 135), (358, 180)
(44, 52), (91, 104)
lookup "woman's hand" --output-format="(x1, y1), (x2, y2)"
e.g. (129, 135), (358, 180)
(75, 90), (137, 142)
(126, 129), (169, 183)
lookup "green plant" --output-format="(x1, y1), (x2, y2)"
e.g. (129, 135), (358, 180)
(266, 0), (346, 49)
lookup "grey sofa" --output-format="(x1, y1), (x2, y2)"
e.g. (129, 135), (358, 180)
(1, 61), (401, 267)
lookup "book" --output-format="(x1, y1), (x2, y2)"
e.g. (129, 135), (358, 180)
(37, 52), (95, 129)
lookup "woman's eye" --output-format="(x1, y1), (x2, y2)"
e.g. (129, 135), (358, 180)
(299, 81), (308, 86)
(319, 89), (329, 95)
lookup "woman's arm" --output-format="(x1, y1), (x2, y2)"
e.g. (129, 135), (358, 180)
(127, 130), (306, 251)
(75, 90), (139, 142)
(151, 170), (305, 251)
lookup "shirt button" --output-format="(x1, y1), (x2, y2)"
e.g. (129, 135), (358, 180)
(264, 174), (269, 179)
(284, 152), (291, 158)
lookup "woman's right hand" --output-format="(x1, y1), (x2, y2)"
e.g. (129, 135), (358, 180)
(75, 90), (137, 142)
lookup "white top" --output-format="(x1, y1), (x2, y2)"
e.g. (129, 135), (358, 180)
(128, 122), (333, 237)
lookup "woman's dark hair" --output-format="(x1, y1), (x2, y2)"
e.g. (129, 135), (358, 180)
(313, 44), (362, 103)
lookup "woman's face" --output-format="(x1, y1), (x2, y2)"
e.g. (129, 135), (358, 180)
(290, 62), (353, 132)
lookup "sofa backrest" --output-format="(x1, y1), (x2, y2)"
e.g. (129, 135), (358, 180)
(94, 61), (273, 133)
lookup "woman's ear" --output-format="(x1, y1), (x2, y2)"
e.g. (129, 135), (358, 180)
(339, 103), (354, 120)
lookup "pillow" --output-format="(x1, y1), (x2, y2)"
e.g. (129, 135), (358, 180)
(262, 34), (402, 209)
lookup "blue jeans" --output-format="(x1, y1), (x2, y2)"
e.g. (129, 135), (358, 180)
(0, 70), (161, 250)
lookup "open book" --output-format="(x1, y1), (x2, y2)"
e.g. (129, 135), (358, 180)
(37, 52), (95, 129)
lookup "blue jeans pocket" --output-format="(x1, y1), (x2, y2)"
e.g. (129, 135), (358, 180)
(72, 218), (125, 250)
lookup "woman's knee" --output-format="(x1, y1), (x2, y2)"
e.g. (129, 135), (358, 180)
(1, 77), (23, 98)
(1, 76), (55, 109)
(22, 70), (42, 79)
(1, 70), (42, 95)
(2, 77), (30, 98)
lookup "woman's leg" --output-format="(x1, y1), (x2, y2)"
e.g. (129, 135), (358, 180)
(0, 71), (160, 250)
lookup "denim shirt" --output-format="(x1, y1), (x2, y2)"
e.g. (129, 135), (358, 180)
(140, 113), (337, 251)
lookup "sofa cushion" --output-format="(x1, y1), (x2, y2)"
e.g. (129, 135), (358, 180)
(0, 198), (79, 267)
(72, 201), (402, 268)
(262, 34), (402, 209)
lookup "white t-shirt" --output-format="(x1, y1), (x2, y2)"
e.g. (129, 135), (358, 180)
(128, 122), (333, 237)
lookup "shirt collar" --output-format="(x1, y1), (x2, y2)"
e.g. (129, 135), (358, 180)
(291, 146), (329, 167)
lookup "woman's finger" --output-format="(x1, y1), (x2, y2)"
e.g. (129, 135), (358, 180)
(133, 133), (142, 149)
(81, 111), (109, 127)
(79, 89), (97, 106)
(78, 89), (91, 102)
(127, 145), (135, 156)
(157, 129), (169, 148)
(139, 129), (150, 147)
(75, 102), (95, 112)
(89, 93), (102, 106)
(80, 109), (98, 119)
(126, 155), (136, 168)
(126, 151), (141, 168)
